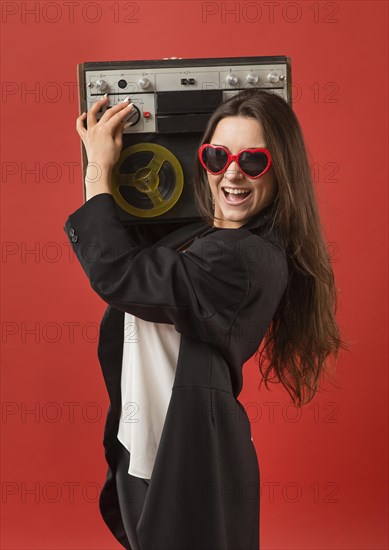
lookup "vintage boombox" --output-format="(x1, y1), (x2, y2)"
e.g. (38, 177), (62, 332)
(77, 56), (291, 238)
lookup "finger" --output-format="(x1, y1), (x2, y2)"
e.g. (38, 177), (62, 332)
(98, 96), (132, 124)
(87, 95), (109, 128)
(76, 112), (87, 138)
(104, 103), (135, 134)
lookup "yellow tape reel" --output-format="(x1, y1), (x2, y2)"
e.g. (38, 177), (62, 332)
(111, 143), (184, 218)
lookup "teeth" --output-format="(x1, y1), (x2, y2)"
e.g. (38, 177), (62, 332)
(223, 187), (251, 195)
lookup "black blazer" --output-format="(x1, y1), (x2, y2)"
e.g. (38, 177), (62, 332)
(63, 193), (288, 550)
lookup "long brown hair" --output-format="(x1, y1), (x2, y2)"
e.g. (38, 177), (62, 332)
(193, 88), (349, 407)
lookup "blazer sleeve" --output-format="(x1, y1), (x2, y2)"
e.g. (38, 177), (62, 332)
(63, 193), (249, 346)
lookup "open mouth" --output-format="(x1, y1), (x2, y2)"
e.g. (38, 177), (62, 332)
(222, 187), (253, 205)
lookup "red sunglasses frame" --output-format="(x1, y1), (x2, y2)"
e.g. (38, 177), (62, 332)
(198, 143), (273, 179)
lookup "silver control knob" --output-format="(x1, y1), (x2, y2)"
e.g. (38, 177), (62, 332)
(247, 72), (259, 84)
(95, 79), (109, 92)
(138, 77), (151, 90)
(267, 72), (280, 83)
(226, 73), (239, 86)
(123, 104), (141, 128)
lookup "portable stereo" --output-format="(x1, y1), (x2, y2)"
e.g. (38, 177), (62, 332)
(77, 56), (291, 239)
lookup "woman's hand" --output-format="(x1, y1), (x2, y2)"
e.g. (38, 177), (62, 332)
(76, 95), (134, 171)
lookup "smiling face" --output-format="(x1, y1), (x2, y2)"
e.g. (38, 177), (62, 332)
(206, 116), (277, 228)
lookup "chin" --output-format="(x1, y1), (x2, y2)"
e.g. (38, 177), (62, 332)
(223, 210), (246, 221)
(218, 210), (248, 225)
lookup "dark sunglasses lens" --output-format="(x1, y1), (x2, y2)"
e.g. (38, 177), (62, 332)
(240, 151), (269, 177)
(202, 147), (228, 173)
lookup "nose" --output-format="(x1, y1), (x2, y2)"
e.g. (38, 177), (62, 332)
(223, 160), (244, 181)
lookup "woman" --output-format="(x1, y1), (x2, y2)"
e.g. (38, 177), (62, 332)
(64, 89), (345, 549)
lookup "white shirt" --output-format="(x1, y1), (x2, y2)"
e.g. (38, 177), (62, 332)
(117, 312), (181, 479)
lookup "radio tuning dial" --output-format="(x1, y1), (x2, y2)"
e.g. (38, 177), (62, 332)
(226, 73), (239, 86)
(247, 72), (259, 84)
(123, 104), (141, 127)
(95, 79), (109, 92)
(267, 72), (280, 83)
(138, 77), (151, 89)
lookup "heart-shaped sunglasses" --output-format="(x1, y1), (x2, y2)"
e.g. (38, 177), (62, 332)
(198, 144), (272, 179)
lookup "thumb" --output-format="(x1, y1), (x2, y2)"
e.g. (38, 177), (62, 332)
(114, 123), (124, 150)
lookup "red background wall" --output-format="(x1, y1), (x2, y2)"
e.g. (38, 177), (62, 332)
(1, 1), (388, 548)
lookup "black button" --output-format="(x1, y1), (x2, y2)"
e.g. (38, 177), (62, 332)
(71, 235), (78, 243)
(69, 228), (75, 236)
